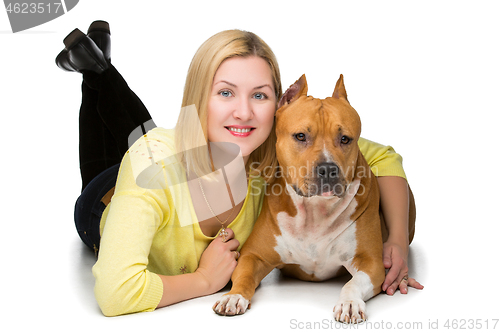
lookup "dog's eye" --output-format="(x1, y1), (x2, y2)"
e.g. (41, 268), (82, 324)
(295, 133), (306, 142)
(340, 136), (351, 144)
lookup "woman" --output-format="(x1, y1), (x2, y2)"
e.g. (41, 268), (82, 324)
(59, 21), (421, 317)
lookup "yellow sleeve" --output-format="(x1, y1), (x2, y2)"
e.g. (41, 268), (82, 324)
(358, 137), (407, 180)
(92, 150), (168, 316)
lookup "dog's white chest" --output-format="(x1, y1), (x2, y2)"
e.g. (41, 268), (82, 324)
(274, 181), (360, 280)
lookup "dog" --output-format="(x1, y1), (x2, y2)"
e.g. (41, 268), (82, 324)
(212, 74), (386, 323)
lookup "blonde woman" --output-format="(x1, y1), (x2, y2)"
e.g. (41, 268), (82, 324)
(59, 21), (422, 317)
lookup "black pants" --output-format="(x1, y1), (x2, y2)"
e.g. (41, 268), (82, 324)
(73, 64), (156, 251)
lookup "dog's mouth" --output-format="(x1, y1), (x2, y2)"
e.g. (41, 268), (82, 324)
(291, 182), (347, 198)
(319, 188), (336, 197)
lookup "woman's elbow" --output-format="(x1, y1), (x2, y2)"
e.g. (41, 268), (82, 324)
(94, 282), (128, 317)
(93, 272), (161, 316)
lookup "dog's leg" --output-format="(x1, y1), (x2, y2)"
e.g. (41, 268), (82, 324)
(332, 171), (385, 323)
(334, 207), (385, 323)
(213, 252), (276, 315)
(332, 233), (385, 323)
(333, 265), (384, 323)
(213, 202), (283, 316)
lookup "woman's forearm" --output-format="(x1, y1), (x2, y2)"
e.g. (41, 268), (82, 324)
(377, 176), (410, 251)
(156, 271), (210, 308)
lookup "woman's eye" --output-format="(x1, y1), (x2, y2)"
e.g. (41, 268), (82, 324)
(340, 136), (351, 144)
(254, 92), (266, 100)
(295, 133), (306, 142)
(219, 90), (233, 97)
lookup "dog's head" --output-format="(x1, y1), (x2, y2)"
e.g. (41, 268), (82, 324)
(275, 74), (362, 197)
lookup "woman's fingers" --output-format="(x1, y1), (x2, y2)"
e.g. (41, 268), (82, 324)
(382, 246), (393, 269)
(408, 277), (424, 290)
(383, 265), (400, 292)
(399, 275), (409, 294)
(218, 228), (234, 243)
(387, 275), (424, 295)
(385, 262), (407, 295)
(218, 228), (240, 250)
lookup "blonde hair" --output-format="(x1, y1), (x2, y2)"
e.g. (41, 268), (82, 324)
(175, 29), (281, 183)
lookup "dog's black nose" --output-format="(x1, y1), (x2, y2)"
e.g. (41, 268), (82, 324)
(316, 162), (339, 180)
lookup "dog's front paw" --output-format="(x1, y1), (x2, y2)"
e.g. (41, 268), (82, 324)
(213, 294), (250, 316)
(333, 298), (366, 323)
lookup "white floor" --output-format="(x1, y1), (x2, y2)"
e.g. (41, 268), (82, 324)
(68, 235), (429, 331)
(60, 233), (494, 332)
(2, 1), (500, 332)
(9, 210), (499, 333)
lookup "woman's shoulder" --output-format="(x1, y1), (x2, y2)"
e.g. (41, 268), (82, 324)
(147, 127), (175, 138)
(120, 127), (184, 191)
(127, 127), (178, 162)
(144, 127), (176, 146)
(358, 137), (398, 155)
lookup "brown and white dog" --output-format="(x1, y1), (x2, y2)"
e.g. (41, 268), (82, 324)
(213, 74), (385, 323)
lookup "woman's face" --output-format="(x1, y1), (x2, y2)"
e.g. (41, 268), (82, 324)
(207, 56), (276, 162)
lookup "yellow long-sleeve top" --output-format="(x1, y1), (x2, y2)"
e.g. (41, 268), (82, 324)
(92, 128), (405, 316)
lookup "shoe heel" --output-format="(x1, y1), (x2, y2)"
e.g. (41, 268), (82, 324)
(63, 28), (86, 50)
(87, 20), (110, 34)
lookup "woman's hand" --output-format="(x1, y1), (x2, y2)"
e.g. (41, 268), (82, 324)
(195, 228), (240, 294)
(382, 241), (423, 295)
(156, 228), (240, 308)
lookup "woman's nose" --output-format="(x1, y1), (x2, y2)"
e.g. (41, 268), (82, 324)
(233, 98), (254, 121)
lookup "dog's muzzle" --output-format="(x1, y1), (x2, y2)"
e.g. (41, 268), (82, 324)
(292, 162), (347, 197)
(314, 162), (346, 196)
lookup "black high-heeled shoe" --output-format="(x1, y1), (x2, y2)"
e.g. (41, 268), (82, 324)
(87, 20), (111, 62)
(55, 28), (108, 73)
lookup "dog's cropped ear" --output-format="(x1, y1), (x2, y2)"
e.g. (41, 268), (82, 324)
(278, 74), (308, 109)
(332, 74), (348, 102)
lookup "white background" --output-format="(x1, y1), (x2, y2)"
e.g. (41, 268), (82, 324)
(1, 0), (499, 332)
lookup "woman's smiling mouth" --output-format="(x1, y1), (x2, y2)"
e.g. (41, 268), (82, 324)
(225, 126), (255, 137)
